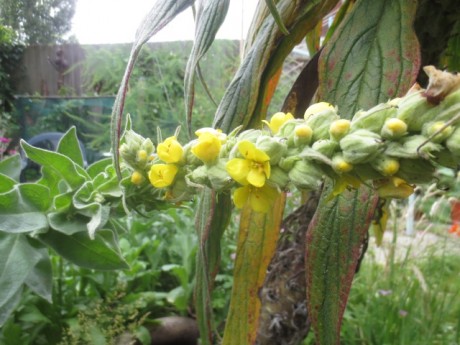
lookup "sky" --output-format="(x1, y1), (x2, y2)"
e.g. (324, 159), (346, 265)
(70, 0), (258, 44)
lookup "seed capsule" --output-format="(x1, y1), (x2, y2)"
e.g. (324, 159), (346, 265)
(396, 90), (436, 131)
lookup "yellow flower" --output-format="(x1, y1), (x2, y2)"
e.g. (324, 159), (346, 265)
(375, 177), (414, 199)
(226, 140), (270, 187)
(263, 112), (294, 134)
(191, 131), (222, 163)
(148, 164), (178, 188)
(329, 174), (361, 200)
(233, 184), (279, 213)
(304, 102), (335, 119)
(157, 136), (183, 163)
(195, 127), (227, 143)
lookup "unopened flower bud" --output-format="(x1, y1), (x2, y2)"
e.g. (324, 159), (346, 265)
(339, 129), (382, 164)
(293, 124), (313, 146)
(256, 136), (287, 165)
(381, 118), (408, 139)
(371, 156), (400, 176)
(305, 105), (339, 141)
(268, 166), (290, 189)
(130, 170), (145, 185)
(329, 119), (351, 141)
(288, 159), (324, 190)
(446, 127), (460, 157)
(332, 154), (353, 173)
(422, 121), (454, 143)
(304, 102), (335, 119)
(311, 139), (339, 158)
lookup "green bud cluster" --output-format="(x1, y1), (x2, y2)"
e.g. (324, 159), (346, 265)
(120, 67), (460, 209)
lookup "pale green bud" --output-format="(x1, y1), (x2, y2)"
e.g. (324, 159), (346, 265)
(311, 139), (339, 158)
(332, 154), (353, 173)
(422, 121), (454, 143)
(268, 166), (290, 189)
(288, 159), (324, 190)
(370, 156), (400, 176)
(396, 91), (436, 131)
(339, 129), (382, 164)
(305, 107), (339, 142)
(256, 135), (287, 165)
(329, 119), (351, 141)
(385, 135), (442, 159)
(381, 118), (408, 139)
(351, 103), (397, 133)
(446, 126), (460, 157)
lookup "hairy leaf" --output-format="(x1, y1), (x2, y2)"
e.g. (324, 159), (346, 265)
(184, 0), (230, 136)
(21, 140), (89, 190)
(40, 229), (129, 270)
(24, 239), (52, 303)
(309, 0), (421, 343)
(0, 154), (21, 182)
(318, 0), (420, 115)
(56, 127), (85, 167)
(222, 194), (285, 345)
(111, 0), (195, 179)
(0, 184), (50, 234)
(213, 0), (339, 132)
(0, 233), (41, 325)
(194, 189), (232, 345)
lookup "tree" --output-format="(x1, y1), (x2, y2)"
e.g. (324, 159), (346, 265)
(0, 0), (76, 44)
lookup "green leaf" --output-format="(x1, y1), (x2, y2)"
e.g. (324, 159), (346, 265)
(306, 186), (378, 345)
(21, 140), (88, 190)
(184, 0), (229, 135)
(48, 211), (89, 235)
(86, 158), (112, 179)
(0, 184), (50, 234)
(0, 286), (22, 327)
(39, 229), (129, 270)
(194, 189), (232, 345)
(0, 173), (16, 193)
(56, 127), (85, 167)
(24, 241), (53, 303)
(318, 0), (420, 115)
(264, 0), (289, 35)
(111, 0), (195, 179)
(0, 233), (42, 324)
(0, 154), (21, 182)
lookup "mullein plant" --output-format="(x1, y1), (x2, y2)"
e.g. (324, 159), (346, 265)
(120, 66), (460, 215)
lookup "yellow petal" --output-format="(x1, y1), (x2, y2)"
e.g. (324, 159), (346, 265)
(247, 168), (266, 187)
(238, 140), (257, 160)
(226, 158), (250, 185)
(267, 112), (294, 133)
(148, 164), (178, 188)
(191, 132), (221, 162)
(233, 185), (250, 208)
(157, 136), (183, 163)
